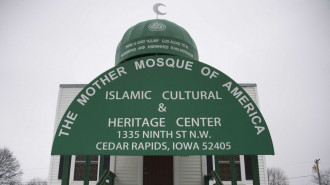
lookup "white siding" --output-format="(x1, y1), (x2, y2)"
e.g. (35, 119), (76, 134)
(49, 86), (84, 185)
(178, 156), (203, 185)
(114, 156), (140, 185)
(242, 86), (259, 107)
(258, 155), (267, 185)
(49, 155), (61, 185)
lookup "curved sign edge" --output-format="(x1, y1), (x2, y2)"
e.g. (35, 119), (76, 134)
(51, 55), (274, 155)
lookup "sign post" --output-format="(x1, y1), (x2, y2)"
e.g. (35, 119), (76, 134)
(61, 155), (71, 185)
(83, 156), (91, 185)
(229, 155), (237, 185)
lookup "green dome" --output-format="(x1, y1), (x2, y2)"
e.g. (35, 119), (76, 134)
(115, 19), (199, 65)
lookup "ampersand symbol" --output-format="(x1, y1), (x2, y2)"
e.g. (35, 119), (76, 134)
(158, 103), (166, 112)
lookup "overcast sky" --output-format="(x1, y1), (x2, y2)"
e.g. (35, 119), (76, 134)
(0, 0), (329, 184)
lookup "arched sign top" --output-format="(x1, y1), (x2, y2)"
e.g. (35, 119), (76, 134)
(51, 55), (274, 155)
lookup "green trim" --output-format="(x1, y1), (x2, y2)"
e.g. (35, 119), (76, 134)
(84, 155), (91, 185)
(61, 155), (71, 185)
(209, 171), (225, 185)
(96, 170), (116, 185)
(229, 155), (237, 185)
(204, 175), (211, 185)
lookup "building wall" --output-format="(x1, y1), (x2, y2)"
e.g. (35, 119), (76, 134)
(177, 156), (203, 185)
(114, 156), (140, 185)
(49, 84), (268, 185)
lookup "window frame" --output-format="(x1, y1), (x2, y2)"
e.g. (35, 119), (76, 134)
(212, 155), (252, 183)
(73, 155), (99, 181)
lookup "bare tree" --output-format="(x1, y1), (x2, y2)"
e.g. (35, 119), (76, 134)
(312, 168), (330, 185)
(268, 167), (289, 185)
(0, 147), (23, 185)
(26, 178), (47, 185)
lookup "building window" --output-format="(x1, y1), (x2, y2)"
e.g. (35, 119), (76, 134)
(217, 155), (241, 181)
(74, 155), (99, 181)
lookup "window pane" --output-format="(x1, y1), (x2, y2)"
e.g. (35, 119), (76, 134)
(219, 163), (231, 181)
(90, 164), (98, 181)
(74, 163), (85, 181)
(217, 155), (241, 181)
(74, 155), (99, 181)
(218, 155), (240, 161)
(76, 155), (86, 161)
(218, 155), (230, 161)
(90, 155), (98, 161)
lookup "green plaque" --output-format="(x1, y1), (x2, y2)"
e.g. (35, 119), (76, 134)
(51, 55), (274, 155)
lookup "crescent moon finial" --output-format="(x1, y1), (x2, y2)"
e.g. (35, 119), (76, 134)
(153, 3), (166, 19)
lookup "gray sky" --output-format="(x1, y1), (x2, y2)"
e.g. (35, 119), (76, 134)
(1, 0), (329, 184)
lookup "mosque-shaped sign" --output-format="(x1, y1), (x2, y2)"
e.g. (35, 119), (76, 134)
(51, 19), (274, 156)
